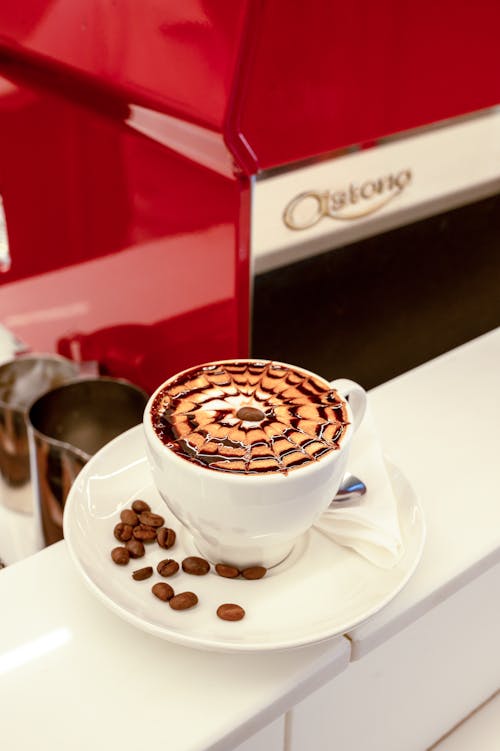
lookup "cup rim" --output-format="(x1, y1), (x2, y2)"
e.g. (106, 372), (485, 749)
(144, 358), (354, 483)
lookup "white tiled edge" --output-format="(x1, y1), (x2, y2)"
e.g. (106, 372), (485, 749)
(429, 691), (500, 751)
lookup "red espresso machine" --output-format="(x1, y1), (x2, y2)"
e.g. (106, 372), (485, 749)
(0, 1), (498, 393)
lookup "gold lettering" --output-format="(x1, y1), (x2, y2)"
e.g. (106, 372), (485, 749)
(395, 169), (412, 190)
(378, 175), (395, 191)
(360, 181), (375, 199)
(283, 191), (327, 230)
(349, 184), (360, 203)
(282, 167), (412, 230)
(329, 191), (347, 212)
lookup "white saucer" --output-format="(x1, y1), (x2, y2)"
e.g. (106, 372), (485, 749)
(63, 426), (425, 653)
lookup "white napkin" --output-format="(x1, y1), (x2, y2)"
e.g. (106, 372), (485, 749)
(314, 399), (404, 568)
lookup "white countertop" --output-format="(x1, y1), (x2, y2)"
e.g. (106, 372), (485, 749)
(347, 327), (500, 656)
(0, 543), (350, 751)
(0, 328), (499, 750)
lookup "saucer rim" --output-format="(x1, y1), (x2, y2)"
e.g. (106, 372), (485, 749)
(63, 425), (426, 653)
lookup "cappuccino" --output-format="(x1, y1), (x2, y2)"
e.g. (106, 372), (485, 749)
(150, 360), (349, 475)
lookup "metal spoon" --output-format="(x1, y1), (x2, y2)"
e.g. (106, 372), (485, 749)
(331, 473), (367, 505)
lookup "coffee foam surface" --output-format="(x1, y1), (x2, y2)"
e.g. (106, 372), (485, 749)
(151, 361), (349, 475)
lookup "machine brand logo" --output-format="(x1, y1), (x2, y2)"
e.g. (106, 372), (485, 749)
(283, 168), (412, 230)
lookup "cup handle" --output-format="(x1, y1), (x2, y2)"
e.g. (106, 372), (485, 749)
(330, 378), (367, 433)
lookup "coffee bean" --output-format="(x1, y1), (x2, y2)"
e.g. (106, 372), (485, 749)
(125, 539), (145, 558)
(157, 527), (176, 549)
(139, 511), (164, 528)
(217, 604), (245, 621)
(182, 556), (210, 576)
(236, 406), (265, 422)
(169, 592), (198, 610)
(152, 582), (174, 601)
(132, 499), (151, 513)
(132, 566), (153, 581)
(111, 547), (130, 565)
(157, 559), (179, 577)
(120, 509), (139, 526)
(215, 563), (240, 579)
(114, 523), (133, 542)
(133, 524), (157, 542)
(241, 566), (267, 580)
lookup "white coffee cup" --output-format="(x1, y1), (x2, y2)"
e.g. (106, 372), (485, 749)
(143, 360), (366, 569)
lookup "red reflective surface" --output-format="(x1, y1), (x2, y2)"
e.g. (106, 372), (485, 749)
(0, 1), (498, 393)
(0, 59), (250, 393)
(0, 0), (498, 173)
(0, 1), (249, 130)
(235, 0), (500, 170)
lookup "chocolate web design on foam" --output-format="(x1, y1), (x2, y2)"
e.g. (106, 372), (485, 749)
(151, 362), (350, 475)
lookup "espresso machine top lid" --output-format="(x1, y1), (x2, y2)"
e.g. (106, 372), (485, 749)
(0, 0), (498, 175)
